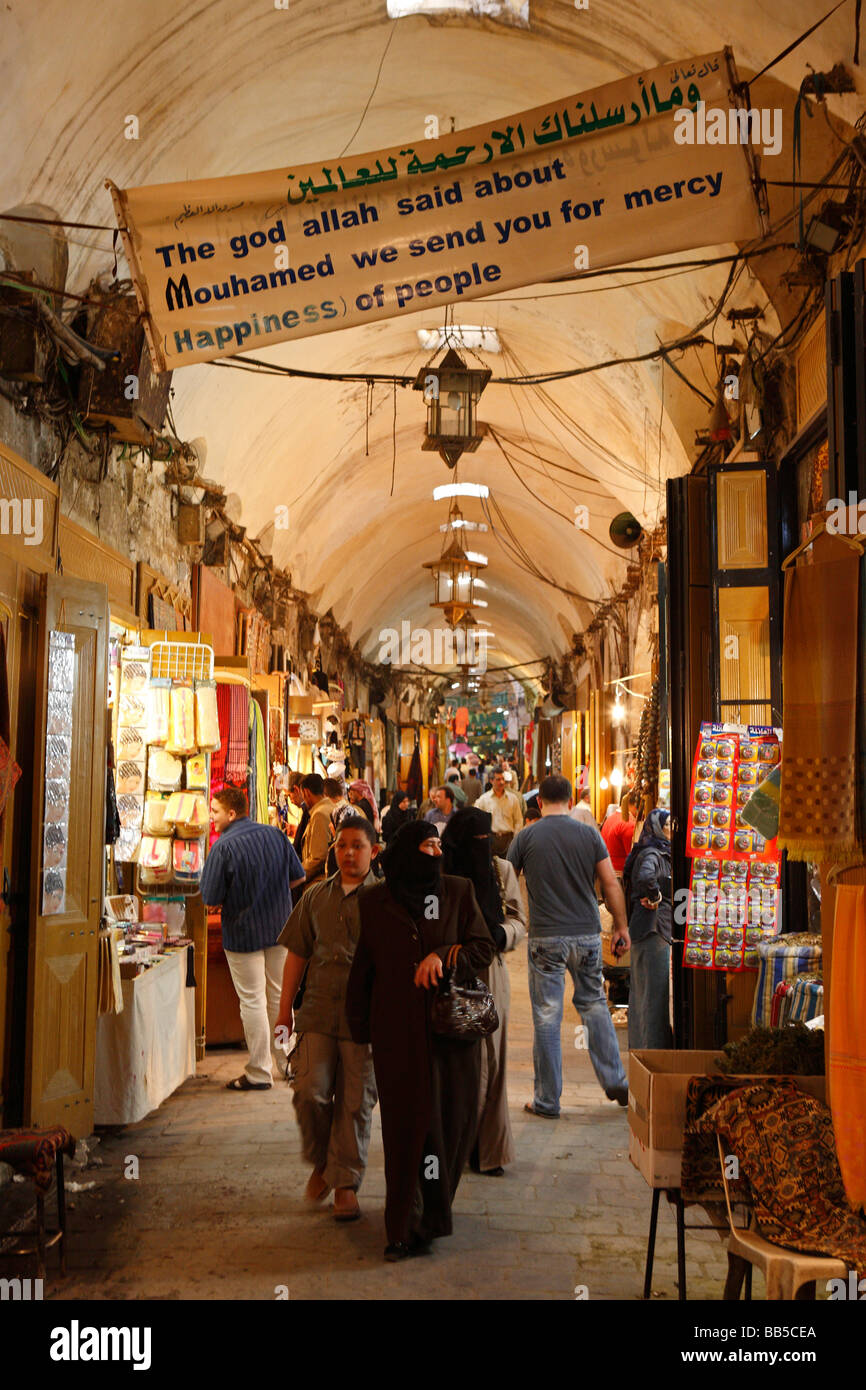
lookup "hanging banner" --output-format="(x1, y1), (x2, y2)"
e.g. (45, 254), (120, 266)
(109, 48), (764, 371)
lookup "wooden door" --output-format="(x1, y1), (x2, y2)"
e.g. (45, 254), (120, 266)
(0, 573), (15, 1117)
(25, 575), (108, 1136)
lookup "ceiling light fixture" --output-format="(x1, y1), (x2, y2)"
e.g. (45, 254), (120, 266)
(414, 348), (491, 469)
(433, 483), (489, 500)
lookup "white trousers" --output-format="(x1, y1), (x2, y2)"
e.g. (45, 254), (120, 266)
(224, 945), (287, 1085)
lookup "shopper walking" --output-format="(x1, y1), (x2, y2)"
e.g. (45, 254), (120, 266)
(275, 817), (379, 1220)
(601, 794), (638, 881)
(441, 806), (526, 1176)
(348, 779), (381, 833)
(201, 786), (306, 1090)
(461, 767), (483, 804)
(424, 784), (457, 834)
(346, 821), (495, 1260)
(381, 790), (412, 845)
(299, 773), (335, 888)
(622, 808), (673, 1051)
(570, 786), (596, 826)
(507, 774), (630, 1112)
(476, 769), (524, 857)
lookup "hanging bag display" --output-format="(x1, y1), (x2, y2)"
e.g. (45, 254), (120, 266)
(173, 836), (204, 882)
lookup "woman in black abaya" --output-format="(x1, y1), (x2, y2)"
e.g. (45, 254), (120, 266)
(380, 789), (412, 845)
(440, 806), (526, 1176)
(347, 820), (494, 1260)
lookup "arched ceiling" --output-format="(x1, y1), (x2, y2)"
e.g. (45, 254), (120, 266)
(3, 0), (861, 680)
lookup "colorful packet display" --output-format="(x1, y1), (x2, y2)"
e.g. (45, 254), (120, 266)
(683, 723), (782, 973)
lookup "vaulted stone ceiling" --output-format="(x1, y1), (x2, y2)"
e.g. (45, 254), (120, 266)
(3, 0), (860, 680)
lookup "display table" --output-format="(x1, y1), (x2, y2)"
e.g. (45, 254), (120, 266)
(94, 949), (195, 1125)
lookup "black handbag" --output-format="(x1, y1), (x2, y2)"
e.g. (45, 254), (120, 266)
(430, 944), (499, 1042)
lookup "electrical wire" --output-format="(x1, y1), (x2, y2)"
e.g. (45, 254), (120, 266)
(338, 20), (399, 156)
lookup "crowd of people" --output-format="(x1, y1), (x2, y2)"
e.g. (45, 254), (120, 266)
(200, 757), (673, 1261)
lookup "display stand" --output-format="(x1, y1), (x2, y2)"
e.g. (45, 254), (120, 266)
(94, 950), (195, 1125)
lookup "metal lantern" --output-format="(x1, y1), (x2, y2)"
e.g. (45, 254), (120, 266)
(413, 348), (491, 469)
(422, 508), (486, 628)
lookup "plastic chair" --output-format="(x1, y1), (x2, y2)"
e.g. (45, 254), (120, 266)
(716, 1136), (848, 1300)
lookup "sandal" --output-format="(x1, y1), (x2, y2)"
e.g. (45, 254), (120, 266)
(225, 1076), (271, 1091)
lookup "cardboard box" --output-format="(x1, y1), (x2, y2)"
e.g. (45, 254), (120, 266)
(627, 1049), (826, 1188)
(629, 1129), (684, 1188)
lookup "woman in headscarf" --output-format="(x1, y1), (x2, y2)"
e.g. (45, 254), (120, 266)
(346, 820), (495, 1261)
(381, 789), (412, 845)
(622, 808), (673, 1050)
(348, 779), (381, 833)
(440, 806), (526, 1176)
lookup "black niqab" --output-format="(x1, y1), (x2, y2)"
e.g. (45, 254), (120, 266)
(381, 820), (442, 920)
(440, 806), (506, 950)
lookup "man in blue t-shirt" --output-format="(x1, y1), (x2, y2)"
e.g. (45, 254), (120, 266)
(507, 773), (630, 1114)
(201, 785), (306, 1091)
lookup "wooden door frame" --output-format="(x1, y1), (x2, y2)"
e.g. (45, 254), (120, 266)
(24, 574), (109, 1136)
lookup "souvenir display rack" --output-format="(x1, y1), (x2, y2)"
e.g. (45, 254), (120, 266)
(113, 634), (217, 908)
(683, 722), (782, 974)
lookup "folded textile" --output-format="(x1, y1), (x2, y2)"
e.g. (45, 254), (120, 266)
(697, 1078), (866, 1277)
(751, 933), (823, 1027)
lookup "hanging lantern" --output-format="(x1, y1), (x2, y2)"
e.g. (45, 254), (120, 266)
(413, 347), (491, 469)
(422, 502), (487, 627)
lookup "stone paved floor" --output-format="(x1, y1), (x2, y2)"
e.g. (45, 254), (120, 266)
(2, 944), (734, 1301)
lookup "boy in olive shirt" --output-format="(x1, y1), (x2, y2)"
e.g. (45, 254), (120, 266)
(275, 816), (378, 1222)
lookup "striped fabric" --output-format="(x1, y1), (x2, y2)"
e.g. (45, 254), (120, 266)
(200, 816), (303, 952)
(751, 933), (823, 1028)
(788, 972), (824, 1024)
(225, 685), (249, 783)
(210, 683), (231, 784)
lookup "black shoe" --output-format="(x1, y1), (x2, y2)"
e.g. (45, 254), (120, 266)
(481, 1166), (505, 1177)
(384, 1233), (433, 1262)
(385, 1242), (411, 1262)
(605, 1086), (629, 1106)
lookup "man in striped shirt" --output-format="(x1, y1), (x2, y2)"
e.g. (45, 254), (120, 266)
(201, 785), (306, 1090)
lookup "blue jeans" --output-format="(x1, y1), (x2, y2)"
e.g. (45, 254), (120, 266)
(528, 935), (627, 1114)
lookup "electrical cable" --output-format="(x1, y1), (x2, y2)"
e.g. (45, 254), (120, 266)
(338, 20), (399, 156)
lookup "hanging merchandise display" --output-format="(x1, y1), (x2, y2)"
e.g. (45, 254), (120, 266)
(109, 639), (215, 905)
(345, 713), (366, 776)
(683, 722), (783, 974)
(633, 676), (661, 813)
(40, 629), (75, 914)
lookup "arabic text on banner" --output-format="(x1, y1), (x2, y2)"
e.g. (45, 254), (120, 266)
(109, 49), (764, 371)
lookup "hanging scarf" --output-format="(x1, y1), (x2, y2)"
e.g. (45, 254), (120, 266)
(778, 538), (860, 861)
(350, 779), (380, 831)
(225, 685), (249, 783)
(440, 806), (506, 950)
(405, 741), (424, 804)
(381, 820), (442, 921)
(210, 683), (231, 785)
